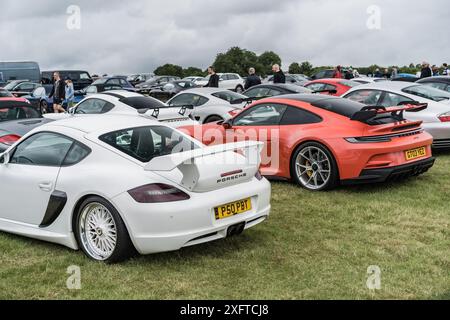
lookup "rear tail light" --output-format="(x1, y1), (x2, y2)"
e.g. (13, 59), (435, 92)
(128, 183), (190, 203)
(438, 112), (450, 122)
(255, 170), (263, 180)
(0, 134), (21, 146)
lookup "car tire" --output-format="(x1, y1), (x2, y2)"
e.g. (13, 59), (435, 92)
(290, 142), (339, 191)
(74, 196), (135, 263)
(40, 100), (48, 114)
(235, 85), (244, 93)
(204, 115), (224, 123)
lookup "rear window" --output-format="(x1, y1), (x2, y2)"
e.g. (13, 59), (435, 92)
(212, 91), (247, 103)
(99, 126), (199, 163)
(402, 85), (450, 102)
(339, 80), (360, 88)
(119, 96), (166, 109)
(311, 97), (365, 118)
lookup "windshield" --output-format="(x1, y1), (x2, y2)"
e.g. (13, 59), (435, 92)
(93, 79), (107, 85)
(339, 80), (360, 88)
(212, 90), (247, 103)
(3, 82), (19, 90)
(402, 85), (450, 102)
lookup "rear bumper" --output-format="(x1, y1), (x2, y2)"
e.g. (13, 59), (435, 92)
(341, 157), (435, 185)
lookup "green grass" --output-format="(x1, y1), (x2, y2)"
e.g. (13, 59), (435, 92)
(1, 154), (449, 300)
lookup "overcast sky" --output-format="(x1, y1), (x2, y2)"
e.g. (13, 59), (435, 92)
(1, 0), (449, 74)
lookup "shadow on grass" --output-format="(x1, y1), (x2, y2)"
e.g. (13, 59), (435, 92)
(0, 226), (268, 266)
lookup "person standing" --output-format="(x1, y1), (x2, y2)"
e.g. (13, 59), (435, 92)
(244, 67), (262, 90)
(432, 65), (439, 76)
(383, 68), (391, 79)
(272, 64), (286, 84)
(442, 63), (449, 76)
(391, 67), (398, 79)
(65, 78), (75, 110)
(49, 72), (66, 113)
(333, 65), (343, 78)
(420, 62), (432, 78)
(204, 66), (220, 88)
(374, 68), (382, 78)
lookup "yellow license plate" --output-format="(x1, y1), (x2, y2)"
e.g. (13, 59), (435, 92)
(405, 146), (426, 161)
(214, 198), (252, 220)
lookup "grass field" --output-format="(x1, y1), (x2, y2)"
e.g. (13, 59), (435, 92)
(0, 153), (449, 300)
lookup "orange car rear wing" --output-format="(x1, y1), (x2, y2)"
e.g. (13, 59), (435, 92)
(350, 101), (428, 122)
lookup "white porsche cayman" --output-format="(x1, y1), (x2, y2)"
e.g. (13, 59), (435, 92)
(0, 115), (271, 262)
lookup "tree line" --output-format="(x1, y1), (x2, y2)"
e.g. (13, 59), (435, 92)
(153, 46), (430, 78)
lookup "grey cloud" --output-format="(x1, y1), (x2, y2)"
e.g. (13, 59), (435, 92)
(1, 0), (449, 75)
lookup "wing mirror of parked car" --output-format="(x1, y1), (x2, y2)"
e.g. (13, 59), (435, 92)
(0, 151), (10, 165)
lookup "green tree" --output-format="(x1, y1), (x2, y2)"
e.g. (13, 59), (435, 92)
(182, 67), (206, 78)
(299, 61), (313, 75)
(212, 46), (261, 76)
(288, 62), (302, 74)
(258, 51), (282, 76)
(153, 64), (184, 78)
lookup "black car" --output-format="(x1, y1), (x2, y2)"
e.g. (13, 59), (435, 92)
(84, 77), (136, 95)
(1, 80), (41, 97)
(127, 73), (154, 86)
(266, 74), (309, 86)
(41, 70), (93, 90)
(243, 83), (312, 99)
(416, 76), (450, 92)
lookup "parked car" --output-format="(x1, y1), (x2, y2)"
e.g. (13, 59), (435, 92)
(149, 80), (198, 100)
(135, 76), (181, 94)
(44, 91), (197, 128)
(0, 61), (40, 86)
(0, 114), (270, 262)
(2, 80), (41, 97)
(22, 86), (53, 113)
(196, 73), (245, 93)
(243, 83), (312, 99)
(416, 76), (450, 93)
(127, 73), (154, 86)
(0, 117), (52, 152)
(265, 74), (309, 86)
(352, 77), (386, 84)
(181, 94), (435, 191)
(166, 88), (248, 123)
(342, 81), (450, 148)
(84, 77), (136, 95)
(183, 76), (205, 84)
(0, 88), (30, 104)
(41, 70), (93, 90)
(304, 78), (360, 96)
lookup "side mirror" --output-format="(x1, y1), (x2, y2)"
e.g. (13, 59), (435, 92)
(0, 151), (10, 165)
(223, 119), (233, 129)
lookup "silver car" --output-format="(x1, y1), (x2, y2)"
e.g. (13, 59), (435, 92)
(343, 81), (450, 148)
(166, 88), (248, 123)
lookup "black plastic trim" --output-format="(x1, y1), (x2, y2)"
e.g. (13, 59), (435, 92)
(39, 191), (67, 228)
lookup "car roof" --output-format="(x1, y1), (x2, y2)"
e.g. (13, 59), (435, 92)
(98, 90), (141, 98)
(346, 81), (418, 91)
(182, 87), (229, 94)
(309, 78), (351, 83)
(417, 76), (450, 83)
(44, 114), (161, 134)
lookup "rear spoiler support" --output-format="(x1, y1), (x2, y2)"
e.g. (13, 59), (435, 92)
(350, 101), (428, 122)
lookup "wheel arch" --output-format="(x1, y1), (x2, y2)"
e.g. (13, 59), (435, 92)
(289, 139), (341, 181)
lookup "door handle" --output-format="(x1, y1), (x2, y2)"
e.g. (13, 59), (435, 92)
(38, 182), (53, 192)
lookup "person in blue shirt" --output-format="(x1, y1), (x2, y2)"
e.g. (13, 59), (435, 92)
(65, 78), (75, 110)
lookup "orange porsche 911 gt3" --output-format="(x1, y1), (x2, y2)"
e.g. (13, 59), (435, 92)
(180, 94), (435, 191)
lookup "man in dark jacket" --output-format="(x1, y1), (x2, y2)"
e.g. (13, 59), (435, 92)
(420, 61), (432, 78)
(49, 72), (66, 113)
(272, 64), (286, 84)
(204, 66), (220, 88)
(244, 67), (261, 90)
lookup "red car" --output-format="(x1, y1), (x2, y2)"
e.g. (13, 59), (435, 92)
(0, 88), (30, 104)
(180, 94), (435, 191)
(304, 78), (360, 96)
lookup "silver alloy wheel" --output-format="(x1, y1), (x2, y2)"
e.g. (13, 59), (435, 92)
(295, 146), (331, 190)
(79, 203), (117, 261)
